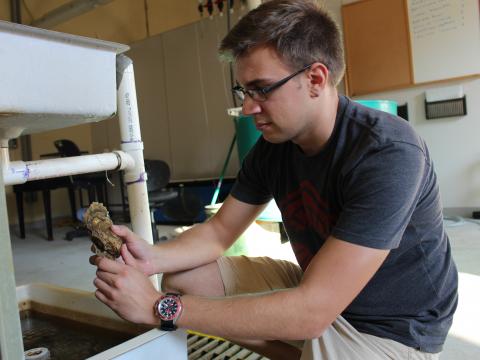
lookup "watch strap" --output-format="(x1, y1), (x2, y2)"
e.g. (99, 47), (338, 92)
(160, 319), (177, 331)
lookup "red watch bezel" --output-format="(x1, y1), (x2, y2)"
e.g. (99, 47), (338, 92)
(154, 294), (183, 322)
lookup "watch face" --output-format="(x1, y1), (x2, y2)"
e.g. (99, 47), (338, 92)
(158, 296), (180, 321)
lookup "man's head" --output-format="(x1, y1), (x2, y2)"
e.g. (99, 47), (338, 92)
(220, 0), (345, 87)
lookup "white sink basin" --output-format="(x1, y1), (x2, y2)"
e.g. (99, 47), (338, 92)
(17, 283), (187, 359)
(0, 20), (129, 139)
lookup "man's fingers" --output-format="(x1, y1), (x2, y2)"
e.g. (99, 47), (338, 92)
(96, 269), (117, 287)
(111, 224), (145, 245)
(94, 288), (112, 306)
(89, 255), (98, 265)
(111, 224), (132, 240)
(95, 255), (124, 273)
(121, 244), (135, 266)
(94, 276), (118, 301)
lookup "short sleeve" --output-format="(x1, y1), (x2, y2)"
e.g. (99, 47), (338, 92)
(332, 142), (428, 249)
(230, 138), (272, 205)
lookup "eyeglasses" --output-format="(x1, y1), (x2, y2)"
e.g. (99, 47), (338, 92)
(232, 63), (313, 103)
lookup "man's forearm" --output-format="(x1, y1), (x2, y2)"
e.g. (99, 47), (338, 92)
(149, 197), (264, 275)
(151, 221), (232, 274)
(175, 288), (330, 341)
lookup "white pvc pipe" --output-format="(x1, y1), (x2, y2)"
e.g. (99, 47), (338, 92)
(2, 151), (134, 186)
(116, 54), (158, 289)
(0, 170), (25, 360)
(0, 147), (9, 181)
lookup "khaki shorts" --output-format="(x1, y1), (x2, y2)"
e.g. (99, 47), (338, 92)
(217, 256), (440, 360)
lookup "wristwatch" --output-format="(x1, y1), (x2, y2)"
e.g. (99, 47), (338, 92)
(154, 293), (183, 331)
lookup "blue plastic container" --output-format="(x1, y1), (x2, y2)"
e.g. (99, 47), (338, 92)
(355, 100), (398, 115)
(234, 115), (261, 162)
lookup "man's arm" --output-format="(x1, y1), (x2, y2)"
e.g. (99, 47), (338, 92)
(149, 195), (267, 274)
(94, 230), (389, 336)
(176, 236), (389, 340)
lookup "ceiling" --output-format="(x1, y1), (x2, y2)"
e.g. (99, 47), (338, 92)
(2, 0), (208, 44)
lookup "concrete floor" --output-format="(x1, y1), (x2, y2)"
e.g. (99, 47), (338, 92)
(8, 218), (480, 359)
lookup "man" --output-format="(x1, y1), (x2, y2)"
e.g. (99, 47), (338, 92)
(91, 1), (458, 359)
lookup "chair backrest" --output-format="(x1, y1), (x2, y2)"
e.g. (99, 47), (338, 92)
(54, 139), (82, 157)
(144, 160), (171, 192)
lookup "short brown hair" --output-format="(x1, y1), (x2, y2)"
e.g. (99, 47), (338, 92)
(220, 0), (345, 86)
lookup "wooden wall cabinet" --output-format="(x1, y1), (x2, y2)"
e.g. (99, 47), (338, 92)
(342, 0), (480, 96)
(342, 0), (413, 96)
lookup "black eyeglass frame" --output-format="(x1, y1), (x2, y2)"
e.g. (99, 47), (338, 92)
(232, 63), (314, 102)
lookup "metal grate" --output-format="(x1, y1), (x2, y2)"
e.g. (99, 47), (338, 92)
(187, 334), (269, 360)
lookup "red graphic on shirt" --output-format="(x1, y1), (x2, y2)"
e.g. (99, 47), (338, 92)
(289, 241), (316, 271)
(279, 180), (338, 270)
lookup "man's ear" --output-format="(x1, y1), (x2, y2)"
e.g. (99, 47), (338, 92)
(308, 62), (329, 97)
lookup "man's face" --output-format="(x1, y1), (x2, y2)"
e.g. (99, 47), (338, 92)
(235, 46), (315, 145)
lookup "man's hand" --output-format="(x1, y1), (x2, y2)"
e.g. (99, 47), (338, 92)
(111, 224), (158, 276)
(92, 256), (161, 326)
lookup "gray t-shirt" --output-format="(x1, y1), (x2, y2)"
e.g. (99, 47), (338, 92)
(231, 96), (458, 353)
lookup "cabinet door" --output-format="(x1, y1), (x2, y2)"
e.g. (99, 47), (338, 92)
(128, 35), (171, 165)
(342, 0), (413, 96)
(163, 25), (212, 179)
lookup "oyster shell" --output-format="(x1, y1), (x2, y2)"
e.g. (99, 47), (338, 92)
(84, 202), (122, 260)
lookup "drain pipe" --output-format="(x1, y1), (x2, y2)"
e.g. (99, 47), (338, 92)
(0, 138), (10, 185)
(0, 168), (24, 360)
(0, 129), (24, 360)
(3, 151), (134, 186)
(116, 54), (158, 289)
(0, 129), (134, 186)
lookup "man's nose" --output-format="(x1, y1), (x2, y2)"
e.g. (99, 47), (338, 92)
(241, 96), (262, 115)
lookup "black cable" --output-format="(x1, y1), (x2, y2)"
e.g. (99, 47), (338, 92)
(10, 0), (21, 23)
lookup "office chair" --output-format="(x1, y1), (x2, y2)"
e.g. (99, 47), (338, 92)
(143, 159), (178, 242)
(117, 159), (179, 242)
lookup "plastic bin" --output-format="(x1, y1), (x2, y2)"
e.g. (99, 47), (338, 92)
(355, 100), (398, 115)
(232, 114), (281, 224)
(233, 115), (261, 162)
